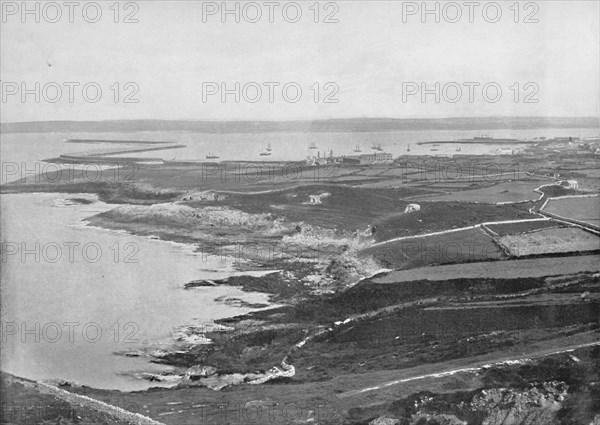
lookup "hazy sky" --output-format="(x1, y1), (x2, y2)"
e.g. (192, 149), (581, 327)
(1, 1), (599, 122)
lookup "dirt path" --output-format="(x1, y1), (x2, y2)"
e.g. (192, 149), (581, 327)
(338, 338), (600, 398)
(367, 218), (550, 249)
(35, 382), (166, 425)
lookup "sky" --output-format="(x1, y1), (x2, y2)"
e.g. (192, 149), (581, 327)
(1, 0), (599, 122)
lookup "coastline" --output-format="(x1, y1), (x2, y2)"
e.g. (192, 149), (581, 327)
(2, 139), (599, 423)
(0, 191), (290, 391)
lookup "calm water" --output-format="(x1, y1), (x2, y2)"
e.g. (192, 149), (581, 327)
(0, 192), (271, 390)
(2, 128), (599, 169)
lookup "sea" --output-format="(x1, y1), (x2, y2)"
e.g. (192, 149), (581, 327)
(1, 126), (598, 390)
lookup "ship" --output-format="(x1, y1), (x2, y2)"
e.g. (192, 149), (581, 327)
(309, 142), (318, 150)
(456, 145), (462, 152)
(206, 152), (219, 159)
(266, 143), (272, 152)
(407, 143), (411, 152)
(259, 150), (271, 157)
(371, 143), (383, 151)
(354, 144), (362, 152)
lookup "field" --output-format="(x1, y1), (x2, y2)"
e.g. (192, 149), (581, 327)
(372, 254), (600, 283)
(352, 178), (429, 189)
(372, 202), (533, 242)
(542, 195), (600, 227)
(497, 227), (600, 257)
(484, 219), (562, 236)
(200, 184), (427, 233)
(1, 374), (129, 424)
(576, 168), (600, 178)
(413, 180), (546, 204)
(363, 227), (505, 269)
(342, 343), (600, 425)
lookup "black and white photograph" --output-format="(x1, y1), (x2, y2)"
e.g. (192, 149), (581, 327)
(1, 1), (599, 424)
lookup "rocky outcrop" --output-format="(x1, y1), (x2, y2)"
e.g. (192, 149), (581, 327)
(182, 360), (295, 391)
(410, 414), (466, 424)
(247, 359), (295, 385)
(369, 417), (400, 425)
(469, 382), (567, 425)
(377, 381), (571, 425)
(180, 191), (228, 202)
(182, 365), (217, 383)
(102, 203), (274, 228)
(244, 399), (278, 409)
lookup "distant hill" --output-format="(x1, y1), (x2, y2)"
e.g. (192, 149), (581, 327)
(1, 117), (598, 134)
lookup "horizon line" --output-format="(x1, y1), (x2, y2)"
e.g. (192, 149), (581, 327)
(2, 116), (599, 126)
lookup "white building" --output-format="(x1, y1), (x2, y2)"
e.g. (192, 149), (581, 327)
(404, 204), (421, 213)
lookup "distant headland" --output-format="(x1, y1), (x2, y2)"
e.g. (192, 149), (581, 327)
(1, 116), (598, 134)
